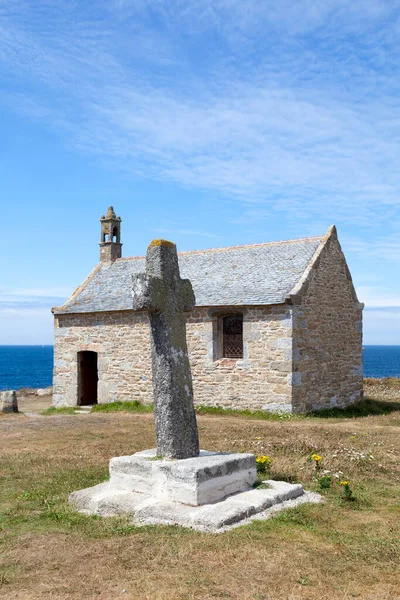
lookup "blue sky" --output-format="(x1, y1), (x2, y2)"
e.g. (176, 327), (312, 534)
(0, 0), (399, 344)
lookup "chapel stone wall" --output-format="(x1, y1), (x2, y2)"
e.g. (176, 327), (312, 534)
(186, 306), (293, 411)
(53, 311), (153, 407)
(53, 306), (294, 410)
(291, 232), (363, 413)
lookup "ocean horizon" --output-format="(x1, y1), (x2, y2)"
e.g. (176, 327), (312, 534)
(0, 344), (399, 391)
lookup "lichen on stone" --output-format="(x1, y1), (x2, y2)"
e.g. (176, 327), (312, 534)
(149, 239), (175, 249)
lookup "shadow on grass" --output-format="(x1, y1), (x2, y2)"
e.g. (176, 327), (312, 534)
(270, 473), (300, 484)
(307, 397), (400, 419)
(197, 398), (400, 420)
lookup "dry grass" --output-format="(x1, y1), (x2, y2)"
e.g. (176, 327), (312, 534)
(0, 383), (399, 600)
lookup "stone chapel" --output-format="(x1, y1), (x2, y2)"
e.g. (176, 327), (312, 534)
(52, 207), (364, 413)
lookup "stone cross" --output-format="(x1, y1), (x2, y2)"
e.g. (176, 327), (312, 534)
(132, 240), (200, 459)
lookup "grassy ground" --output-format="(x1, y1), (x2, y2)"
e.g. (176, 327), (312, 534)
(0, 383), (399, 600)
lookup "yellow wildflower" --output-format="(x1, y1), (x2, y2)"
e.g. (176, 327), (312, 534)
(256, 455), (272, 464)
(340, 480), (349, 486)
(311, 453), (322, 462)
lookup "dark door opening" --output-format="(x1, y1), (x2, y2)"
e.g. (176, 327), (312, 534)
(78, 351), (98, 406)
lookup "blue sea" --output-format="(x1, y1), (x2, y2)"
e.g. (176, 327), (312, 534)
(0, 346), (54, 391)
(0, 345), (399, 391)
(362, 345), (400, 379)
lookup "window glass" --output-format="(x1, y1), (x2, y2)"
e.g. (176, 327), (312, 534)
(222, 314), (243, 358)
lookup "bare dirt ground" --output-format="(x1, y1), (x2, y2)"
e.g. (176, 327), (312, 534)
(0, 381), (399, 600)
(16, 392), (53, 414)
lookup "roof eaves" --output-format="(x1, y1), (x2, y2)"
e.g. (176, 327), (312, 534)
(51, 263), (103, 315)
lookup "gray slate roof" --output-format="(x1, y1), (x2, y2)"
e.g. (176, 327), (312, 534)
(54, 235), (326, 314)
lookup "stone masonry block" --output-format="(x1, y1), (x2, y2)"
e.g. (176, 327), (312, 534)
(110, 454), (153, 494)
(288, 372), (302, 387)
(1, 390), (18, 413)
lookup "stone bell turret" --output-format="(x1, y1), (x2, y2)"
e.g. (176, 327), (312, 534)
(99, 206), (122, 262)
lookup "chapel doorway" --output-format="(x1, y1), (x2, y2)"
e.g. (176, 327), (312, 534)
(77, 351), (98, 406)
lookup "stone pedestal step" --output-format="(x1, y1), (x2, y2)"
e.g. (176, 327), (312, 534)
(74, 406), (93, 414)
(69, 478), (321, 532)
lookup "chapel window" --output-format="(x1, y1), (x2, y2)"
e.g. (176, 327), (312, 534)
(222, 314), (243, 359)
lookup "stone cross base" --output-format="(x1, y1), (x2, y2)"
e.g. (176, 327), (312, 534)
(69, 450), (322, 532)
(109, 450), (256, 506)
(0, 391), (18, 413)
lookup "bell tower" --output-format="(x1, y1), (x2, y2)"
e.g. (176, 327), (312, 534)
(99, 206), (122, 262)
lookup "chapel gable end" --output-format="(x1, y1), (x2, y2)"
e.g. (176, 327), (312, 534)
(291, 225), (361, 308)
(290, 225), (363, 413)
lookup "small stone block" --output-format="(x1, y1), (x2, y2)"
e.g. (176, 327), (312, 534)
(155, 451), (256, 506)
(109, 454), (153, 494)
(1, 390), (18, 413)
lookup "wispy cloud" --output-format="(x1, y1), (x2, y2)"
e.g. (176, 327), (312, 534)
(1, 0), (400, 260)
(151, 227), (219, 239)
(356, 286), (400, 309)
(342, 235), (400, 263)
(0, 307), (53, 344)
(0, 288), (65, 343)
(0, 287), (69, 310)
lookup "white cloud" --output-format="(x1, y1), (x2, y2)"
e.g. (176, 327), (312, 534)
(356, 286), (400, 309)
(363, 308), (400, 345)
(342, 234), (400, 262)
(0, 287), (69, 311)
(151, 227), (219, 239)
(0, 307), (53, 344)
(1, 287), (72, 298)
(110, 0), (393, 38)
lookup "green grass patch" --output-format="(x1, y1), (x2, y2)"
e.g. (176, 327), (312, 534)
(91, 400), (153, 413)
(42, 406), (77, 415)
(0, 458), (147, 539)
(41, 395), (400, 420)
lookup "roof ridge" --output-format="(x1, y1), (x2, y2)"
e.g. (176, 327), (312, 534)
(116, 235), (324, 262)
